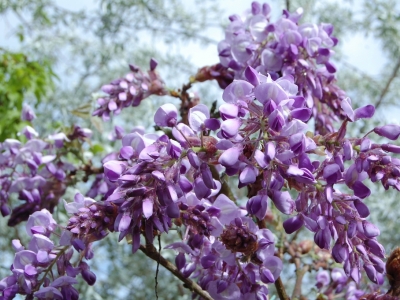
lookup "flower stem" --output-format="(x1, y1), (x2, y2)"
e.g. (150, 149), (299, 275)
(139, 244), (213, 300)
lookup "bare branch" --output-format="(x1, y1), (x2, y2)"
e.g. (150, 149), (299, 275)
(286, 0), (291, 11)
(375, 58), (400, 109)
(292, 265), (309, 299)
(275, 277), (290, 300)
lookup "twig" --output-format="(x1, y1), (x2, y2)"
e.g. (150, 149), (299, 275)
(286, 241), (309, 299)
(275, 276), (290, 300)
(154, 235), (161, 299)
(375, 57), (400, 110)
(139, 244), (213, 300)
(292, 265), (309, 299)
(286, 0), (290, 11)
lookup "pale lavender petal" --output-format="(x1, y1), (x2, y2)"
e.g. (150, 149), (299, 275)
(142, 198), (153, 219)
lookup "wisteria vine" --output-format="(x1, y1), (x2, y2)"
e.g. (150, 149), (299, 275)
(1, 2), (400, 300)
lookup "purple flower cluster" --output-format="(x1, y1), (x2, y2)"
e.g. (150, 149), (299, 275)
(0, 105), (99, 227)
(166, 196), (282, 300)
(76, 54), (395, 296)
(65, 193), (118, 248)
(0, 135), (71, 226)
(4, 1), (400, 299)
(315, 267), (386, 299)
(0, 209), (87, 300)
(92, 58), (167, 121)
(218, 1), (346, 134)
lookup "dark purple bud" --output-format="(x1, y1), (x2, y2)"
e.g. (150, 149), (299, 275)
(382, 144), (400, 154)
(290, 107), (311, 122)
(263, 99), (277, 116)
(350, 265), (361, 283)
(251, 1), (261, 15)
(72, 239), (86, 251)
(316, 271), (330, 288)
(314, 228), (331, 249)
(324, 185), (333, 203)
(246, 194), (268, 219)
(362, 221), (380, 238)
(244, 66), (260, 86)
(365, 239), (385, 258)
(347, 221), (357, 238)
(190, 234), (204, 249)
(179, 176), (193, 193)
(260, 267), (275, 284)
(363, 264), (378, 284)
(120, 146), (134, 160)
(193, 177), (211, 200)
(355, 244), (368, 257)
(374, 125), (400, 140)
(334, 155), (344, 172)
(323, 164), (341, 184)
(21, 104), (36, 121)
(283, 215), (303, 234)
(271, 191), (294, 215)
(298, 153), (313, 171)
(81, 269), (96, 286)
(353, 199), (370, 217)
(303, 215), (318, 232)
(175, 252), (186, 270)
(265, 142), (276, 163)
(204, 118), (221, 131)
(201, 163), (217, 189)
(369, 255), (385, 273)
(187, 149), (200, 169)
(1, 203), (11, 217)
(201, 254), (216, 269)
(149, 58), (158, 71)
(126, 187), (146, 197)
(216, 280), (229, 293)
(182, 262), (196, 278)
(354, 105), (375, 120)
(289, 133), (306, 155)
(325, 61), (336, 73)
(268, 109), (285, 132)
(352, 181), (371, 199)
(287, 166), (316, 184)
(332, 243), (349, 263)
(166, 203), (180, 218)
(360, 138), (371, 152)
(343, 140), (353, 161)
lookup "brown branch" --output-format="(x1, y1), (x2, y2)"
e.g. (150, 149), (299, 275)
(292, 265), (309, 299)
(285, 0), (290, 11)
(275, 277), (290, 300)
(139, 244), (213, 300)
(285, 241), (309, 299)
(375, 58), (400, 110)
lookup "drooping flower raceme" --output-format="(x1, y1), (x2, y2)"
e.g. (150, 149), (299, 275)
(217, 1), (347, 135)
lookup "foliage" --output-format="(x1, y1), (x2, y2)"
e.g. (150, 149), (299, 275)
(0, 48), (54, 140)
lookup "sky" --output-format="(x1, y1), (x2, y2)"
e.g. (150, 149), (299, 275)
(0, 0), (387, 75)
